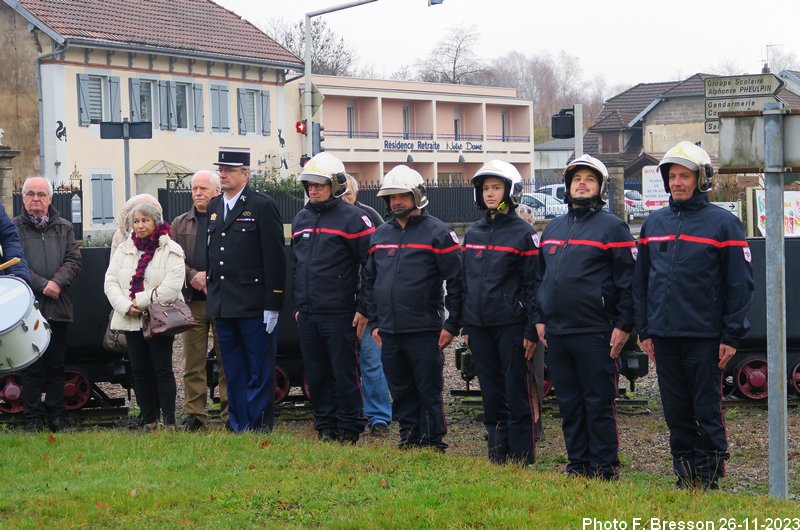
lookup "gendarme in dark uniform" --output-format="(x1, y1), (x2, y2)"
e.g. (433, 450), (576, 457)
(206, 147), (285, 432)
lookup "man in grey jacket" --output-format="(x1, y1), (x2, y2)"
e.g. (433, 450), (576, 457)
(14, 176), (82, 432)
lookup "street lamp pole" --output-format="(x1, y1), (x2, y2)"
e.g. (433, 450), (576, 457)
(304, 0), (378, 158)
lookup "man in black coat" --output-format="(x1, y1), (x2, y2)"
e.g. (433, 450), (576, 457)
(14, 176), (82, 432)
(206, 147), (285, 432)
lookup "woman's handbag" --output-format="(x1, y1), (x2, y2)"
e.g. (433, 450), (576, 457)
(103, 310), (127, 354)
(141, 289), (195, 341)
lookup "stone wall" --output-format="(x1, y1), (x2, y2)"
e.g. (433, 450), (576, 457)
(0, 3), (40, 185)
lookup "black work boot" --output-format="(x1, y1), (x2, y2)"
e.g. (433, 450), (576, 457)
(317, 428), (337, 442)
(338, 430), (359, 445)
(24, 419), (45, 433)
(48, 417), (73, 433)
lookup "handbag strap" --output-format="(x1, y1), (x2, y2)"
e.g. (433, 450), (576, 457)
(150, 287), (159, 303)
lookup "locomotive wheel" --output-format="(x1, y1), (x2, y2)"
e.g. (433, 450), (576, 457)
(790, 360), (800, 396)
(735, 356), (768, 400)
(275, 366), (290, 404)
(0, 373), (24, 414)
(63, 371), (92, 410)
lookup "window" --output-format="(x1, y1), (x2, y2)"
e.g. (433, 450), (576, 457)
(210, 84), (230, 133)
(90, 172), (114, 224)
(454, 118), (462, 141)
(347, 103), (356, 139)
(402, 105), (411, 140)
(129, 79), (153, 123)
(157, 81), (203, 131)
(77, 74), (121, 126)
(236, 88), (271, 136)
(175, 83), (191, 129)
(601, 132), (620, 153)
(501, 111), (508, 142)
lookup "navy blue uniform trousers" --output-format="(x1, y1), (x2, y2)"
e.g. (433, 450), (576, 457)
(381, 331), (447, 450)
(215, 316), (276, 432)
(297, 312), (366, 434)
(653, 336), (728, 482)
(466, 323), (535, 464)
(547, 331), (620, 478)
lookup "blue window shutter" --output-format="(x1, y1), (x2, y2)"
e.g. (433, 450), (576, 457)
(77, 74), (91, 126)
(158, 81), (170, 130)
(210, 85), (220, 132)
(129, 78), (141, 122)
(109, 76), (121, 121)
(260, 90), (271, 136)
(193, 83), (204, 132)
(219, 85), (230, 133)
(91, 173), (114, 223)
(236, 88), (246, 135)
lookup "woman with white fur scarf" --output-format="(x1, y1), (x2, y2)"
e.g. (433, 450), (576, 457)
(104, 199), (185, 430)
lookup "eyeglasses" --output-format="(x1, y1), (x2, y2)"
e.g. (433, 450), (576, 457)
(24, 192), (49, 199)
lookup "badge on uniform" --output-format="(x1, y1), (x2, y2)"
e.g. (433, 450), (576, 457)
(631, 247), (638, 261)
(531, 233), (540, 248)
(210, 213), (217, 221)
(361, 215), (372, 228)
(548, 245), (558, 255)
(449, 230), (459, 244)
(743, 246), (752, 263)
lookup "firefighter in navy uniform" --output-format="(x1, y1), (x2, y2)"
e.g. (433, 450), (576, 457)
(461, 160), (539, 465)
(206, 147), (285, 433)
(534, 154), (636, 480)
(355, 165), (463, 452)
(634, 141), (754, 491)
(292, 153), (374, 444)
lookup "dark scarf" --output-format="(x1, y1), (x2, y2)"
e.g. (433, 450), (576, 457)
(129, 222), (171, 299)
(29, 214), (49, 230)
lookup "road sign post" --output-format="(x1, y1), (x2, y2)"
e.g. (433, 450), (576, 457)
(100, 119), (152, 199)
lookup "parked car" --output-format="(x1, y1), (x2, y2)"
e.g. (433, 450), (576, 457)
(624, 189), (647, 217)
(521, 192), (569, 219)
(535, 184), (567, 203)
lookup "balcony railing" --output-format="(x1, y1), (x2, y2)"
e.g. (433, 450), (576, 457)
(326, 130), (379, 139)
(485, 134), (531, 142)
(383, 131), (434, 140)
(436, 133), (484, 142)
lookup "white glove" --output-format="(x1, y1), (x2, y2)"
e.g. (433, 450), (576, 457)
(264, 310), (279, 334)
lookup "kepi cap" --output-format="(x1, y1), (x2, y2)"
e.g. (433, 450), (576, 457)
(214, 147), (250, 167)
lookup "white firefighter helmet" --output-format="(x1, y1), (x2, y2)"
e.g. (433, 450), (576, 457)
(377, 165), (429, 209)
(299, 152), (347, 198)
(470, 160), (524, 210)
(658, 141), (714, 194)
(563, 154), (610, 203)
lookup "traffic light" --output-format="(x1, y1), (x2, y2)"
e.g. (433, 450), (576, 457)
(312, 121), (325, 155)
(295, 119), (308, 135)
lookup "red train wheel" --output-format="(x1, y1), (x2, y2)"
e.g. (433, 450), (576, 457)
(0, 373), (24, 414)
(63, 371), (91, 410)
(274, 366), (290, 404)
(790, 361), (800, 396)
(736, 356), (768, 400)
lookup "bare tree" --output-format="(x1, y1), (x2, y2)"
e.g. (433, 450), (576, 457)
(766, 46), (799, 74)
(415, 24), (486, 84)
(263, 17), (356, 76)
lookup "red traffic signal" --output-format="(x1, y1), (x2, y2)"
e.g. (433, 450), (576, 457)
(295, 120), (308, 135)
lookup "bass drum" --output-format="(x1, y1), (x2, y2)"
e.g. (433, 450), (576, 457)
(0, 276), (51, 373)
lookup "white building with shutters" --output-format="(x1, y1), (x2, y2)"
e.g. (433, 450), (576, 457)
(2, 0), (303, 235)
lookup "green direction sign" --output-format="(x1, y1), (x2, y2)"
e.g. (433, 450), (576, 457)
(705, 74), (784, 98)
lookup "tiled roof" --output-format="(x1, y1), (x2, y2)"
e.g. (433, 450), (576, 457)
(778, 88), (800, 109)
(11, 0), (302, 67)
(589, 80), (678, 132)
(660, 73), (712, 98)
(536, 138), (574, 151)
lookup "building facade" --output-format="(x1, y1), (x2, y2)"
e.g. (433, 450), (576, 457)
(2, 0), (302, 235)
(302, 75), (534, 184)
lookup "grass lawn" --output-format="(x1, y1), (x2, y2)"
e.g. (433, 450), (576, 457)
(1, 428), (797, 529)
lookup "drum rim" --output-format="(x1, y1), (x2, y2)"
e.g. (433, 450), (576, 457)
(0, 276), (34, 333)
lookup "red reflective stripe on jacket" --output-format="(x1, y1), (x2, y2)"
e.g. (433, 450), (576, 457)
(679, 234), (748, 247)
(405, 243), (461, 254)
(638, 235), (676, 244)
(463, 243), (539, 256)
(542, 239), (634, 250)
(541, 239), (565, 246)
(293, 226), (374, 239)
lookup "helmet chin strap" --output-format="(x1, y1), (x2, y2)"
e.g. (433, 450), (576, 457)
(392, 207), (415, 219)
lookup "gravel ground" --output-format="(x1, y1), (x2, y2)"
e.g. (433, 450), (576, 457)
(102, 337), (800, 496)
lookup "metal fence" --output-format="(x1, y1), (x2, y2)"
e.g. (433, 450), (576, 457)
(12, 184), (84, 240)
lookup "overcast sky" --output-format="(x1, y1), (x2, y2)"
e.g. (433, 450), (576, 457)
(218, 0), (799, 91)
